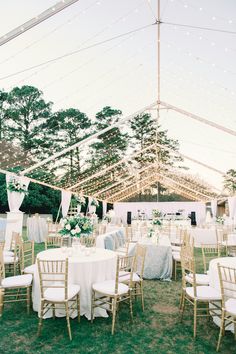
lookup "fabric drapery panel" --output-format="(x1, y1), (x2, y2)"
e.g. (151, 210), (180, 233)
(211, 199), (217, 218)
(228, 196), (236, 219)
(61, 191), (72, 217)
(102, 201), (107, 217)
(6, 174), (30, 211)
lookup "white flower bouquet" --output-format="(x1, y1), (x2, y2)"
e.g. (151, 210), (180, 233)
(216, 216), (224, 225)
(7, 177), (28, 195)
(59, 214), (93, 237)
(75, 195), (86, 205)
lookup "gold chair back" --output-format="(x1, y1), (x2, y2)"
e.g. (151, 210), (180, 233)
(21, 241), (35, 272)
(133, 244), (146, 280)
(201, 244), (221, 274)
(37, 258), (68, 300)
(0, 246), (5, 281)
(80, 235), (96, 247)
(45, 235), (62, 250)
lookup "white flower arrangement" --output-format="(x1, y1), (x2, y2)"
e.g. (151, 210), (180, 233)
(152, 209), (162, 218)
(216, 216), (225, 225)
(7, 177), (28, 195)
(75, 195), (86, 205)
(91, 197), (99, 207)
(59, 214), (93, 238)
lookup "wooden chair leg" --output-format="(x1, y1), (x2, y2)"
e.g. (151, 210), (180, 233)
(129, 292), (133, 322)
(193, 300), (197, 338)
(65, 303), (72, 340)
(77, 294), (80, 323)
(216, 311), (225, 351)
(26, 287), (31, 314)
(38, 301), (44, 336)
(111, 297), (117, 335)
(91, 290), (95, 323)
(0, 289), (4, 317)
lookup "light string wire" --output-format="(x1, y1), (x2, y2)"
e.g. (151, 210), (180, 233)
(0, 0), (100, 66)
(10, 2), (144, 90)
(0, 22), (157, 81)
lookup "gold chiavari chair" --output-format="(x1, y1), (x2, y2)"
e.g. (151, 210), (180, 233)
(37, 258), (80, 340)
(80, 235), (96, 247)
(119, 244), (146, 311)
(172, 230), (190, 280)
(201, 244), (221, 274)
(21, 241), (36, 275)
(91, 255), (134, 335)
(5, 232), (22, 276)
(0, 246), (32, 317)
(216, 264), (236, 351)
(44, 235), (62, 250)
(180, 243), (221, 338)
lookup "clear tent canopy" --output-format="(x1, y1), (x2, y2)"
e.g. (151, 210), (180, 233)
(0, 0), (235, 204)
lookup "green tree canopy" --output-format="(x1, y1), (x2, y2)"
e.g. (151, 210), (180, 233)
(224, 169), (236, 194)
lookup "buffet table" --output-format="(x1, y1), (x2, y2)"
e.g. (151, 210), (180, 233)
(33, 247), (117, 319)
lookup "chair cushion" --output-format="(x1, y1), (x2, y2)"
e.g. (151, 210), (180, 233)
(186, 286), (221, 300)
(104, 235), (115, 251)
(172, 252), (180, 261)
(185, 273), (209, 285)
(225, 298), (236, 316)
(43, 284), (80, 302)
(1, 274), (32, 288)
(92, 280), (129, 296)
(4, 256), (19, 264)
(119, 271), (140, 283)
(24, 264), (36, 274)
(3, 251), (14, 257)
(172, 246), (181, 252)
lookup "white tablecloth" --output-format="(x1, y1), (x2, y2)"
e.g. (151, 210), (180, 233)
(209, 257), (236, 332)
(138, 235), (172, 280)
(33, 248), (117, 319)
(190, 228), (217, 247)
(27, 217), (48, 243)
(0, 218), (7, 241)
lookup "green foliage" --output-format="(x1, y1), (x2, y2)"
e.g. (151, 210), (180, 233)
(89, 106), (128, 170)
(0, 90), (8, 140)
(6, 85), (52, 159)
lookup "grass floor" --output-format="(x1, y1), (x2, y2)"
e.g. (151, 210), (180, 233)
(0, 243), (235, 354)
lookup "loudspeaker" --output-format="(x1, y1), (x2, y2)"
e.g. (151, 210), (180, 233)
(127, 211), (132, 225)
(190, 211), (196, 226)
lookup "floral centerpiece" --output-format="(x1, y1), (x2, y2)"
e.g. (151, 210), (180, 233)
(103, 210), (114, 223)
(75, 195), (86, 205)
(59, 214), (93, 238)
(152, 219), (162, 226)
(216, 216), (224, 225)
(7, 177), (28, 195)
(152, 209), (162, 218)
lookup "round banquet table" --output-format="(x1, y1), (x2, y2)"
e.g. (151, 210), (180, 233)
(27, 217), (48, 243)
(33, 247), (117, 320)
(209, 257), (236, 332)
(138, 235), (172, 280)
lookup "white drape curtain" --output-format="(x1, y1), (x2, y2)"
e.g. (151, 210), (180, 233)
(228, 196), (236, 220)
(102, 201), (107, 217)
(61, 191), (72, 218)
(88, 196), (92, 213)
(6, 174), (30, 212)
(211, 199), (218, 218)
